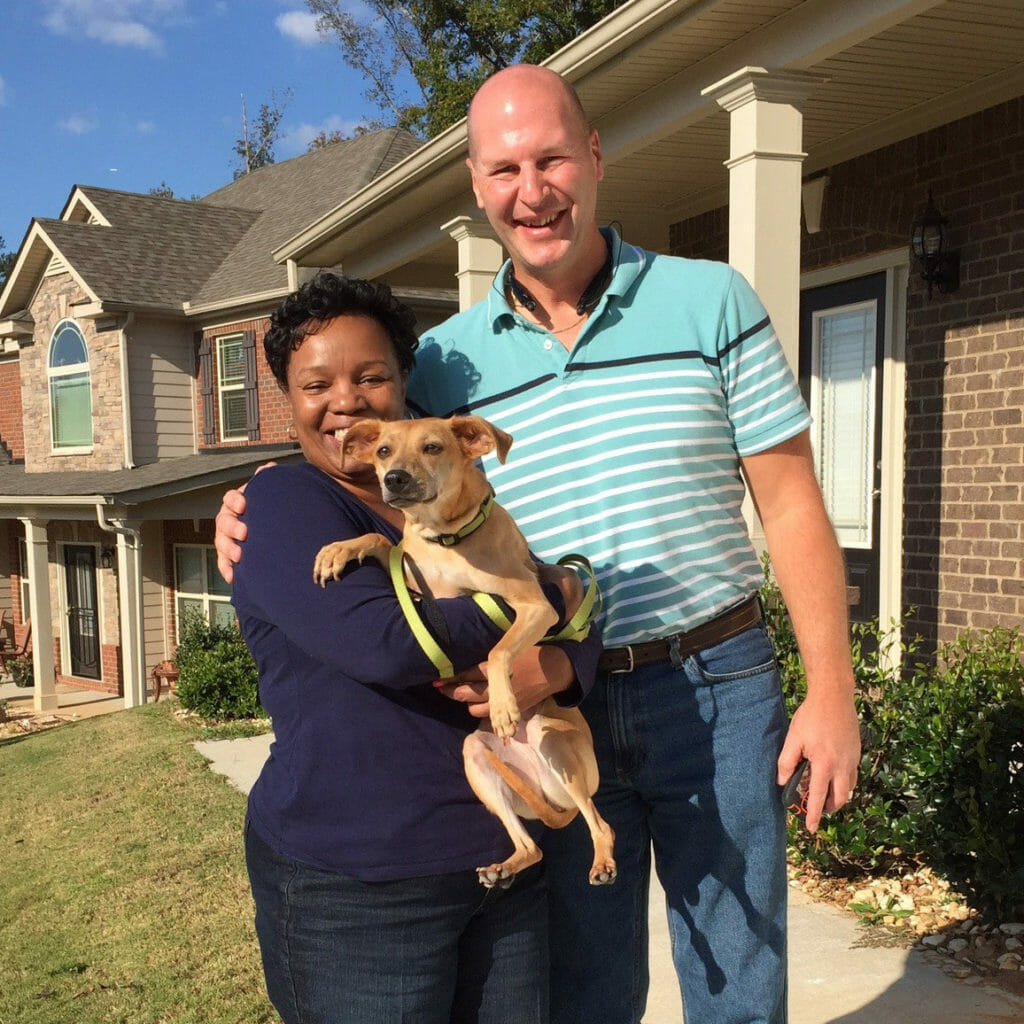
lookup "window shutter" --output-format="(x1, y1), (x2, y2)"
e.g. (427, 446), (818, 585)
(243, 330), (260, 441)
(198, 335), (216, 444)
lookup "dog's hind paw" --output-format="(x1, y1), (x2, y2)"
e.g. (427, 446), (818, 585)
(589, 861), (617, 886)
(477, 865), (515, 889)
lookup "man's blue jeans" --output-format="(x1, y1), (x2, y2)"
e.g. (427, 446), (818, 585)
(544, 620), (789, 1024)
(245, 820), (550, 1023)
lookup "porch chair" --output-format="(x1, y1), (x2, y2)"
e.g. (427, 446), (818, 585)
(0, 619), (31, 674)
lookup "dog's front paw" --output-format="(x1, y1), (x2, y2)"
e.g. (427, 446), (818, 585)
(589, 860), (618, 886)
(313, 542), (360, 586)
(490, 703), (521, 743)
(477, 865), (516, 890)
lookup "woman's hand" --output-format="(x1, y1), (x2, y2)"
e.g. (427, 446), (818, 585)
(435, 645), (575, 719)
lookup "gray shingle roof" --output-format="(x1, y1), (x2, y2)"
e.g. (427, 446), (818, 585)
(32, 128), (423, 313)
(192, 129), (424, 304)
(38, 195), (256, 309)
(0, 445), (303, 506)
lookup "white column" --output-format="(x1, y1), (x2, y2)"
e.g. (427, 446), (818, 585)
(20, 519), (57, 713)
(702, 67), (825, 370)
(441, 216), (504, 312)
(115, 522), (146, 708)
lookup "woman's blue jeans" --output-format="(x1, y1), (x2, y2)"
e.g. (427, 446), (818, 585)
(245, 820), (550, 1023)
(543, 620), (789, 1024)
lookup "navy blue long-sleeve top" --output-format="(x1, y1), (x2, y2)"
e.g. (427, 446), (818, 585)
(231, 461), (601, 881)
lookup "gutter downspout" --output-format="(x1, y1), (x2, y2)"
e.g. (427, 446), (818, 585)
(118, 312), (135, 468)
(96, 503), (146, 708)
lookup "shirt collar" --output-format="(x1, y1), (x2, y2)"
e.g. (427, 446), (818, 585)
(485, 226), (647, 328)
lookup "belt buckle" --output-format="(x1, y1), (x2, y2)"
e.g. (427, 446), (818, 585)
(610, 644), (635, 674)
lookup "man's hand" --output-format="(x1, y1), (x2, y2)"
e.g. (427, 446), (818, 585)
(213, 462), (277, 584)
(435, 645), (574, 719)
(777, 693), (861, 833)
(214, 488), (249, 584)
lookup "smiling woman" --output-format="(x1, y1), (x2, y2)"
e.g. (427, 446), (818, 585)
(228, 272), (600, 1024)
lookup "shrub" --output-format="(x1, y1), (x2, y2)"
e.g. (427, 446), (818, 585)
(174, 610), (265, 721)
(761, 557), (1024, 918)
(8, 655), (34, 688)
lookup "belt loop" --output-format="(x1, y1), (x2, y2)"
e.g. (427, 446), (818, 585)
(668, 634), (684, 670)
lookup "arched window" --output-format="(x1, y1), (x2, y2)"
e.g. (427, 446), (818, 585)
(48, 320), (93, 449)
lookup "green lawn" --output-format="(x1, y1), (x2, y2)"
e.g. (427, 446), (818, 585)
(0, 702), (279, 1024)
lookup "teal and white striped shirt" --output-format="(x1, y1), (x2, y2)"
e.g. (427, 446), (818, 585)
(409, 231), (811, 648)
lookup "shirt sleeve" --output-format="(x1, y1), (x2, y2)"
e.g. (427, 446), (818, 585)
(717, 269), (812, 456)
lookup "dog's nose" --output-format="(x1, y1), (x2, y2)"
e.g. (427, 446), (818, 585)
(383, 469), (414, 494)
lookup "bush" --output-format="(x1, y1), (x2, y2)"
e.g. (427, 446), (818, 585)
(174, 610), (265, 721)
(8, 655), (34, 688)
(761, 557), (1024, 919)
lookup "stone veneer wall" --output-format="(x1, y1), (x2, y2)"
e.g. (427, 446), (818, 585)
(23, 273), (126, 471)
(669, 97), (1024, 650)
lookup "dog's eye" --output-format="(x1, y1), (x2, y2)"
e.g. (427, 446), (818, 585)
(422, 443), (443, 455)
(376, 445), (391, 458)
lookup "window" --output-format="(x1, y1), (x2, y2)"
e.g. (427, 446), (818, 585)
(217, 334), (249, 441)
(48, 320), (93, 449)
(809, 301), (878, 549)
(18, 537), (30, 616)
(199, 330), (259, 444)
(174, 545), (234, 630)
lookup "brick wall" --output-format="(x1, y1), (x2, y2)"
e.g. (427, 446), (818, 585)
(0, 359), (25, 460)
(669, 96), (1024, 650)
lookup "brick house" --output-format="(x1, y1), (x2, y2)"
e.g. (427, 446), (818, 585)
(0, 129), (457, 709)
(259, 0), (1023, 657)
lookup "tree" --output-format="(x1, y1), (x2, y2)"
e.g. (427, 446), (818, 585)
(148, 181), (176, 198)
(306, 0), (625, 138)
(233, 88), (294, 178)
(0, 235), (15, 289)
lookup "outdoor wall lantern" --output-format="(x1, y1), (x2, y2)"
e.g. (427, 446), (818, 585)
(910, 190), (960, 298)
(100, 546), (116, 569)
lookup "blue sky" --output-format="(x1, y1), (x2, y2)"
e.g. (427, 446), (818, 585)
(0, 0), (410, 256)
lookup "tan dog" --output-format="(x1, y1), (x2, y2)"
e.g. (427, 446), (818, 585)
(313, 415), (616, 888)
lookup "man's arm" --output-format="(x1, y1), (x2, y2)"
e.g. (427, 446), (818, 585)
(741, 429), (861, 833)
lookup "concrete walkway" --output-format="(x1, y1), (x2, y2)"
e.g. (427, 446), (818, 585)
(195, 732), (1024, 1024)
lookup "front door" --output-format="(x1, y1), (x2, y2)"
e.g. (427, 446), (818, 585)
(64, 544), (100, 679)
(799, 273), (885, 624)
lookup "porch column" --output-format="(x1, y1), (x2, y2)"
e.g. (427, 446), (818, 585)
(702, 67), (825, 370)
(20, 519), (57, 713)
(441, 216), (504, 312)
(115, 521), (146, 708)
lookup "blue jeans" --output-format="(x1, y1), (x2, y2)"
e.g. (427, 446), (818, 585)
(245, 820), (550, 1023)
(544, 621), (789, 1024)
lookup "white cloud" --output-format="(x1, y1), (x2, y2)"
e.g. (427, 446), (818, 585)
(275, 10), (321, 45)
(0, 76), (6, 106)
(42, 0), (187, 52)
(59, 114), (98, 135)
(135, 120), (157, 134)
(279, 116), (364, 155)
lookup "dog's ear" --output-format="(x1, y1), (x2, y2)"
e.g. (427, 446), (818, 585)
(343, 419), (383, 461)
(449, 416), (513, 464)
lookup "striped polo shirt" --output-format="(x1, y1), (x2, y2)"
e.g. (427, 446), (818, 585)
(408, 230), (811, 647)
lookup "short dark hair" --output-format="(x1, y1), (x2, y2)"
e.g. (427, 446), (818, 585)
(263, 272), (419, 387)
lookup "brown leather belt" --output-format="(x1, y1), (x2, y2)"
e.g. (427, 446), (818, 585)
(597, 595), (763, 674)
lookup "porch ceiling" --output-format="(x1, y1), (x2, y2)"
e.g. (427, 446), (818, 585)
(282, 0), (1024, 279)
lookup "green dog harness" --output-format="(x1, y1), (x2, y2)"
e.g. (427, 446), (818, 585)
(388, 546), (602, 679)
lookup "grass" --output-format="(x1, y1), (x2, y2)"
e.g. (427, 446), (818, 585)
(0, 701), (279, 1024)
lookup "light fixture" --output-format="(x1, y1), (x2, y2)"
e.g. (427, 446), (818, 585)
(100, 546), (116, 569)
(911, 190), (960, 298)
